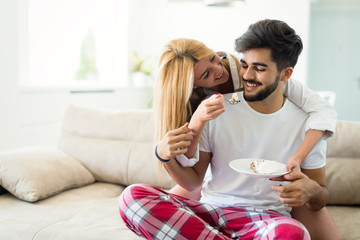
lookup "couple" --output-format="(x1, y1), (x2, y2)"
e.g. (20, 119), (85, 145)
(119, 19), (341, 239)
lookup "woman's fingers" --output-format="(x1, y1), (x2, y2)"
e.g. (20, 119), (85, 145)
(169, 122), (192, 136)
(157, 123), (195, 159)
(204, 104), (225, 119)
(205, 95), (225, 108)
(206, 95), (224, 107)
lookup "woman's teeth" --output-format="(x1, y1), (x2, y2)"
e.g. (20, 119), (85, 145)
(216, 71), (223, 80)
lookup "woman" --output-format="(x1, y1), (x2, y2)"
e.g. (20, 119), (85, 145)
(154, 38), (340, 239)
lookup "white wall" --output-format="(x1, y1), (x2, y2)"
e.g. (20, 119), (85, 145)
(128, 0), (310, 82)
(0, 0), (152, 151)
(0, 0), (310, 151)
(307, 7), (360, 121)
(0, 0), (21, 150)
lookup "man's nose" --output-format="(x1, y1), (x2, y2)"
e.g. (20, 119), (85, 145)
(242, 68), (255, 80)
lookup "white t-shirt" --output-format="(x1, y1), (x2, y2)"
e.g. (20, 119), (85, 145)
(199, 91), (327, 216)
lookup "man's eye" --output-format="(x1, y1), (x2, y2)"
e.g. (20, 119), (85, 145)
(241, 65), (248, 69)
(255, 68), (265, 72)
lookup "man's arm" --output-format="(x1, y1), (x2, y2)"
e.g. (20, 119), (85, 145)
(302, 167), (328, 210)
(272, 167), (328, 210)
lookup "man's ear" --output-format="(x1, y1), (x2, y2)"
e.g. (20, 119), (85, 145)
(281, 67), (293, 82)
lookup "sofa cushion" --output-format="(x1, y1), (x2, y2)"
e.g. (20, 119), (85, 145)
(0, 147), (95, 202)
(0, 182), (141, 240)
(326, 157), (360, 204)
(58, 105), (175, 189)
(327, 205), (360, 240)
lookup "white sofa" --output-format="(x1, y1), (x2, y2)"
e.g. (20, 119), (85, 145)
(0, 105), (359, 240)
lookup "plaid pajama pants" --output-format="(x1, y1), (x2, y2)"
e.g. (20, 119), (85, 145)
(119, 184), (310, 240)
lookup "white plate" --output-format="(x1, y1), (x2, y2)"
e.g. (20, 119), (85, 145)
(229, 158), (290, 178)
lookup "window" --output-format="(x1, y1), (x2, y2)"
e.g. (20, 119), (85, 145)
(21, 0), (128, 88)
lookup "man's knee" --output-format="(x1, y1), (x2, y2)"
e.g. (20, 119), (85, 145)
(275, 218), (310, 240)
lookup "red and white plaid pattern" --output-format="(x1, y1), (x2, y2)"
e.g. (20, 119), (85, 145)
(119, 184), (310, 240)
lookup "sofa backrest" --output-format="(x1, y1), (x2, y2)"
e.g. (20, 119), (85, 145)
(327, 120), (360, 158)
(325, 120), (360, 204)
(58, 105), (360, 205)
(58, 104), (175, 189)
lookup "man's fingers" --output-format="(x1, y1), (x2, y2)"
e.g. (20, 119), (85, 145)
(272, 184), (283, 192)
(269, 176), (286, 181)
(279, 197), (301, 207)
(272, 183), (294, 194)
(283, 169), (304, 181)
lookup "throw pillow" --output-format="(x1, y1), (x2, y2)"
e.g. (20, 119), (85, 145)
(0, 147), (95, 202)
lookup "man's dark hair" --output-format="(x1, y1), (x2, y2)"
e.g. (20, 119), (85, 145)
(235, 19), (303, 71)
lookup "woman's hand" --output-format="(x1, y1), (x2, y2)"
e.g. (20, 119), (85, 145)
(157, 123), (195, 160)
(192, 93), (225, 124)
(286, 155), (303, 172)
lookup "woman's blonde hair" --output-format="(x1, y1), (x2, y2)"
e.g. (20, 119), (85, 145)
(154, 38), (215, 144)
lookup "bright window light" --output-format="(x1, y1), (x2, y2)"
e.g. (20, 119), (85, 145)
(25, 0), (128, 88)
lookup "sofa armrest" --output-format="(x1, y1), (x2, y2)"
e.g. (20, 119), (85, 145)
(0, 147), (95, 202)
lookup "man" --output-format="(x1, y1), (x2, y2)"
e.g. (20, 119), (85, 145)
(119, 19), (325, 239)
(232, 20), (341, 240)
(198, 19), (328, 213)
(198, 19), (328, 237)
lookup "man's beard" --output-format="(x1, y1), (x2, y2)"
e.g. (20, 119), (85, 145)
(243, 74), (280, 102)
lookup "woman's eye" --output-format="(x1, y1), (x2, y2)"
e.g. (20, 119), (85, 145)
(204, 71), (209, 79)
(210, 55), (215, 62)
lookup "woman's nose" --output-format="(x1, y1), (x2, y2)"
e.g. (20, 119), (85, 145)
(212, 64), (223, 78)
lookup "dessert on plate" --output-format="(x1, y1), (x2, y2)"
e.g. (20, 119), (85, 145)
(250, 159), (286, 174)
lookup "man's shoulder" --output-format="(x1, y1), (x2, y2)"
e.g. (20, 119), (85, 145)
(284, 97), (308, 115)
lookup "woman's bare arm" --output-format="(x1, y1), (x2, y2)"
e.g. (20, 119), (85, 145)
(185, 94), (225, 159)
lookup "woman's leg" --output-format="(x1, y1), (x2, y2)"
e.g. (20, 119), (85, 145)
(291, 205), (342, 240)
(119, 183), (229, 240)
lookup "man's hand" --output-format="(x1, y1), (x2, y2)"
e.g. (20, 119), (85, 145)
(157, 123), (195, 160)
(271, 169), (322, 208)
